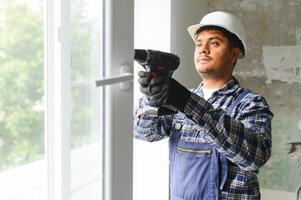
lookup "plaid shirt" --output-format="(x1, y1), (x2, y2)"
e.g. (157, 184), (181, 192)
(134, 77), (273, 200)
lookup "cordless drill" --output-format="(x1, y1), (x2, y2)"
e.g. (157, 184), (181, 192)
(134, 49), (180, 116)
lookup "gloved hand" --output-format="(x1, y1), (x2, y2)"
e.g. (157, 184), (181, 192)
(138, 71), (191, 112)
(137, 71), (152, 97)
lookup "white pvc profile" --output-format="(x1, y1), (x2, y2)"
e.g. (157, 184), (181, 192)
(45, 0), (71, 199)
(103, 0), (134, 199)
(45, 0), (133, 199)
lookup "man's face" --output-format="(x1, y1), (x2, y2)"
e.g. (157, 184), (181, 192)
(194, 29), (240, 82)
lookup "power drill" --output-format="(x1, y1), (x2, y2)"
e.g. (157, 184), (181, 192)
(134, 49), (180, 116)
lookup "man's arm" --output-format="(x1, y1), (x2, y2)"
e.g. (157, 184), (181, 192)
(185, 92), (273, 171)
(146, 76), (273, 171)
(134, 95), (174, 142)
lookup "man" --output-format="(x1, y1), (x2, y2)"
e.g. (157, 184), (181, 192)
(134, 11), (273, 200)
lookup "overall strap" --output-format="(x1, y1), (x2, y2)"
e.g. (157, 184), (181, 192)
(219, 90), (250, 190)
(228, 90), (250, 114)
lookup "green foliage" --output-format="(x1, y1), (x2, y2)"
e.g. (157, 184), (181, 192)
(0, 0), (43, 170)
(70, 0), (101, 148)
(0, 0), (100, 170)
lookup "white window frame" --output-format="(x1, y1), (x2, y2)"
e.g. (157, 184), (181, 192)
(45, 0), (70, 199)
(45, 0), (134, 200)
(102, 0), (134, 199)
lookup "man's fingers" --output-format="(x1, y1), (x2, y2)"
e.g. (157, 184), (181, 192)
(150, 87), (168, 100)
(150, 77), (165, 86)
(140, 84), (162, 96)
(140, 85), (151, 96)
(138, 77), (151, 87)
(148, 85), (162, 95)
(138, 71), (152, 87)
(149, 87), (168, 107)
(138, 71), (152, 78)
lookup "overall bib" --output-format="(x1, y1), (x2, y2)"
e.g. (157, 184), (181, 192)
(169, 91), (249, 200)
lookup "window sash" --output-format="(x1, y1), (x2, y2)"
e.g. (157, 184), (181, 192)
(45, 0), (70, 199)
(45, 0), (134, 199)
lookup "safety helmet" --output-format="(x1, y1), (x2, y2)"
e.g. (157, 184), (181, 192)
(187, 11), (247, 58)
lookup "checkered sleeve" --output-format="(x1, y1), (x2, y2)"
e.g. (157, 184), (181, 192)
(184, 92), (273, 171)
(134, 95), (173, 142)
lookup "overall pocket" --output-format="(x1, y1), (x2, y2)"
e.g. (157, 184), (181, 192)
(170, 139), (218, 200)
(176, 146), (212, 155)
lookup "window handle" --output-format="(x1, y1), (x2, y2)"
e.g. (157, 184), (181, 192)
(95, 65), (133, 90)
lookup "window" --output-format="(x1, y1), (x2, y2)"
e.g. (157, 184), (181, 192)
(0, 0), (45, 199)
(46, 0), (133, 199)
(0, 0), (133, 199)
(69, 0), (103, 199)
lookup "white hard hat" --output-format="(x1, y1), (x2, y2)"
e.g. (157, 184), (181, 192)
(187, 11), (247, 58)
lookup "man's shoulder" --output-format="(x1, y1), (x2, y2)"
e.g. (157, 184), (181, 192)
(236, 86), (267, 102)
(234, 86), (272, 116)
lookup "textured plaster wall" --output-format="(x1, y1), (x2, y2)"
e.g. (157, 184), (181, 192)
(206, 0), (301, 192)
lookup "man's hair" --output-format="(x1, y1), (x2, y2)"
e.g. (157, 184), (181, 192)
(196, 26), (245, 56)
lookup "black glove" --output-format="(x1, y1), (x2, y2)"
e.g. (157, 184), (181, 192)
(138, 71), (191, 112)
(138, 71), (152, 97)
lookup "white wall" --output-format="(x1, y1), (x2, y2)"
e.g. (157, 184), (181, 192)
(171, 0), (208, 88)
(134, 0), (170, 200)
(133, 1), (209, 200)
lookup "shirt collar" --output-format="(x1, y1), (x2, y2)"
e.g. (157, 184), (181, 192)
(194, 76), (240, 95)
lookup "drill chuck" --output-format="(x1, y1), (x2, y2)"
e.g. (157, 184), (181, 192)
(134, 49), (148, 65)
(134, 49), (180, 77)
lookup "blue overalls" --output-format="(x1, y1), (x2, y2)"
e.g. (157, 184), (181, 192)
(169, 91), (249, 200)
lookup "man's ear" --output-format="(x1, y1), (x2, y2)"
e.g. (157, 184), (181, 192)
(231, 47), (240, 63)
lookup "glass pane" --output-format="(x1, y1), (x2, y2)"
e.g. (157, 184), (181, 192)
(70, 0), (103, 199)
(0, 0), (45, 199)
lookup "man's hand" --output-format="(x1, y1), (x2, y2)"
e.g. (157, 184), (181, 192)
(137, 71), (152, 97)
(138, 71), (191, 112)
